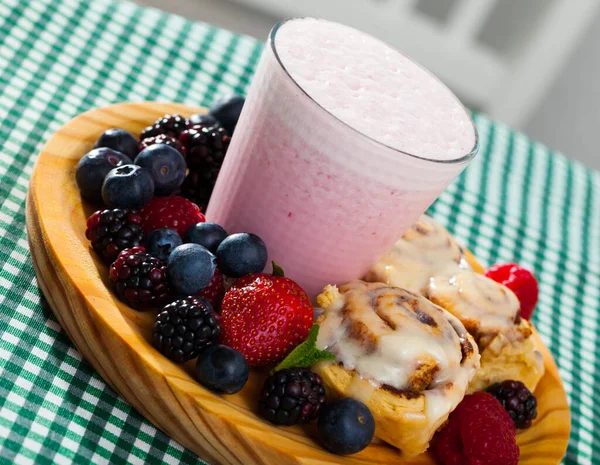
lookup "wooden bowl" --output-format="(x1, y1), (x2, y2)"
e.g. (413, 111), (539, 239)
(26, 103), (571, 465)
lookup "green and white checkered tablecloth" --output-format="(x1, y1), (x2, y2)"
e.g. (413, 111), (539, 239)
(0, 0), (597, 463)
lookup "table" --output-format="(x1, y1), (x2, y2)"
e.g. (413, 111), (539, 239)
(0, 0), (596, 464)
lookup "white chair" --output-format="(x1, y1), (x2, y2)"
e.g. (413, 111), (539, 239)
(229, 0), (600, 128)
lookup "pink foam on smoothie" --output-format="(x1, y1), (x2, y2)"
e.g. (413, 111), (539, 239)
(275, 18), (475, 160)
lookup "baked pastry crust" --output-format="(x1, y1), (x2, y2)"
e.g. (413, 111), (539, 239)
(314, 281), (480, 457)
(367, 215), (545, 393)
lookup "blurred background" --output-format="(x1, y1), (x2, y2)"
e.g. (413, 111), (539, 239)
(134, 0), (600, 170)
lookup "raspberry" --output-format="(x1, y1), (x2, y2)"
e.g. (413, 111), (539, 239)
(139, 134), (184, 156)
(432, 393), (518, 465)
(197, 269), (225, 312)
(139, 196), (205, 236)
(485, 263), (538, 320)
(141, 114), (188, 140)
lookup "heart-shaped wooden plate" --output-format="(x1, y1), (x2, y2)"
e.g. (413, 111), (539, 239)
(26, 102), (571, 465)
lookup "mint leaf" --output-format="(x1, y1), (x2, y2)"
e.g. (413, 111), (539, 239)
(274, 324), (336, 372)
(271, 261), (285, 277)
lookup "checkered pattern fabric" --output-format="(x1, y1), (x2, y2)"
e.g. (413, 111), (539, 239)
(0, 0), (595, 463)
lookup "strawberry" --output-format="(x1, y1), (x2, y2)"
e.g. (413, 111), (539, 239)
(219, 273), (313, 367)
(198, 268), (226, 312)
(139, 196), (205, 236)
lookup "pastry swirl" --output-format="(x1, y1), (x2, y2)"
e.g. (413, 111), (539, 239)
(366, 214), (545, 393)
(314, 281), (480, 456)
(365, 215), (469, 294)
(428, 270), (525, 348)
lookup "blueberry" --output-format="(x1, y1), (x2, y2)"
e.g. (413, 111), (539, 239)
(318, 398), (375, 455)
(145, 228), (182, 261)
(76, 148), (132, 204)
(134, 144), (186, 196)
(188, 113), (220, 128)
(215, 233), (267, 278)
(101, 164), (154, 210)
(167, 243), (216, 295)
(94, 128), (140, 159)
(183, 222), (228, 253)
(195, 345), (249, 394)
(208, 94), (245, 134)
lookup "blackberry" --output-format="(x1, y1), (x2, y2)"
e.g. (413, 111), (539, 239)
(109, 247), (171, 309)
(153, 296), (221, 362)
(258, 368), (326, 426)
(139, 134), (185, 156)
(178, 125), (230, 172)
(180, 170), (214, 212)
(85, 209), (143, 262)
(487, 380), (537, 429)
(141, 114), (188, 140)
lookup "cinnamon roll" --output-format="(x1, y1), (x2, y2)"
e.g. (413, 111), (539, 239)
(366, 214), (544, 393)
(313, 281), (480, 457)
(364, 215), (470, 294)
(428, 271), (544, 392)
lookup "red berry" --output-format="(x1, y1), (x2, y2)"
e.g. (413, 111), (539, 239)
(197, 269), (225, 312)
(433, 392), (519, 465)
(86, 210), (102, 230)
(219, 274), (313, 367)
(108, 247), (171, 309)
(485, 263), (538, 320)
(85, 209), (144, 262)
(139, 134), (184, 155)
(139, 196), (205, 236)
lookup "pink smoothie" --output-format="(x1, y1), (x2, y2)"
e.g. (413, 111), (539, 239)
(207, 18), (477, 298)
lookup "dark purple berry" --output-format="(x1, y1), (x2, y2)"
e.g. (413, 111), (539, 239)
(195, 344), (248, 394)
(134, 144), (186, 196)
(179, 125), (230, 173)
(153, 296), (221, 362)
(145, 228), (182, 262)
(318, 398), (375, 455)
(216, 233), (267, 278)
(183, 222), (228, 253)
(258, 368), (326, 426)
(101, 164), (154, 210)
(139, 134), (184, 156)
(141, 114), (188, 140)
(187, 113), (220, 129)
(487, 380), (538, 429)
(94, 129), (140, 159)
(208, 94), (245, 134)
(76, 148), (132, 204)
(85, 209), (143, 262)
(180, 169), (215, 212)
(109, 247), (171, 309)
(167, 244), (216, 295)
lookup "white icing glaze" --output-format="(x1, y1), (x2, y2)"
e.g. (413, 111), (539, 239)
(316, 281), (480, 425)
(368, 215), (522, 341)
(428, 271), (520, 335)
(366, 215), (469, 294)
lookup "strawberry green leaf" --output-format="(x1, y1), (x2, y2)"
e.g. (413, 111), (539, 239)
(271, 261), (285, 277)
(273, 324), (336, 372)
